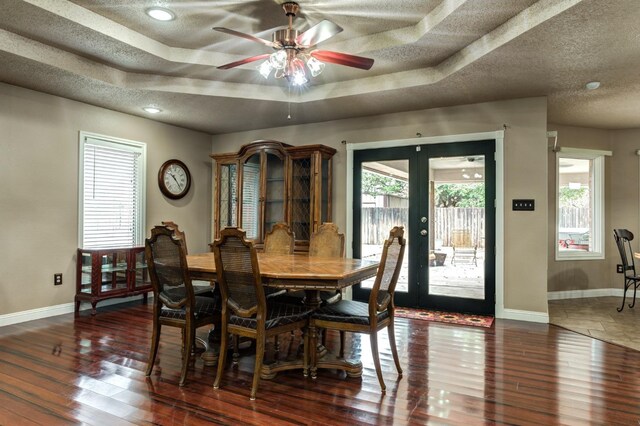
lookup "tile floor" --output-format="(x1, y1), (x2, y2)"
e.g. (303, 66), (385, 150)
(548, 296), (640, 351)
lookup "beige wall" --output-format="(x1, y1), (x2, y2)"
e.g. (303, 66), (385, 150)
(0, 83), (212, 315)
(211, 97), (549, 315)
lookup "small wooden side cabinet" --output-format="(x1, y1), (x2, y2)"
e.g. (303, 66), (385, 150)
(75, 247), (152, 315)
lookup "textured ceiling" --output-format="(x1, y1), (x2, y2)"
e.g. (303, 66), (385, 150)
(0, 0), (638, 135)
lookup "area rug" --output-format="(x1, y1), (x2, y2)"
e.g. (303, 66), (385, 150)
(395, 308), (494, 328)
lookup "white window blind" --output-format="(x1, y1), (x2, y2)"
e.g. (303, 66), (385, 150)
(79, 133), (146, 249)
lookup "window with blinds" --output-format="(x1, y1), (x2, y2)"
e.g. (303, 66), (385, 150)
(79, 133), (146, 249)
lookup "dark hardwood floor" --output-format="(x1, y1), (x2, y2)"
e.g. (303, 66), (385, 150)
(1, 302), (640, 425)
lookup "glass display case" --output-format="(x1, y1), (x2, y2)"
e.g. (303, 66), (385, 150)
(212, 140), (335, 250)
(75, 247), (151, 315)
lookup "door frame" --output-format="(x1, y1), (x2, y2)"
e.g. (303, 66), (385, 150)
(346, 131), (505, 318)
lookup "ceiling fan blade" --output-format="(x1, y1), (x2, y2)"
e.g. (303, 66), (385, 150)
(218, 53), (272, 70)
(297, 20), (343, 47)
(310, 50), (374, 70)
(213, 27), (276, 48)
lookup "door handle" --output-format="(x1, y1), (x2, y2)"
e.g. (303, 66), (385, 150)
(420, 229), (427, 236)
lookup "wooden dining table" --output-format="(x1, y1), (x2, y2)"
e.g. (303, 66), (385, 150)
(187, 252), (379, 378)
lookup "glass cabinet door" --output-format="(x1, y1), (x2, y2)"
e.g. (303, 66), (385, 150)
(79, 251), (93, 294)
(320, 157), (330, 224)
(242, 154), (261, 240)
(218, 163), (238, 229)
(99, 250), (128, 294)
(132, 249), (151, 289)
(264, 152), (286, 237)
(290, 157), (312, 241)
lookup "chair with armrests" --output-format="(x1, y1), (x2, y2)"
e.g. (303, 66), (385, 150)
(212, 227), (313, 400)
(145, 225), (221, 386)
(309, 226), (406, 392)
(613, 229), (640, 312)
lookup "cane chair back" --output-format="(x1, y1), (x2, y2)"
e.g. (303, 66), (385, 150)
(264, 223), (295, 255)
(309, 223), (344, 258)
(147, 226), (193, 308)
(213, 228), (264, 318)
(370, 226), (406, 311)
(161, 220), (215, 296)
(161, 221), (187, 253)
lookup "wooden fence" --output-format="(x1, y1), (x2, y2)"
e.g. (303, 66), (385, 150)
(558, 207), (590, 228)
(361, 207), (485, 247)
(434, 208), (484, 247)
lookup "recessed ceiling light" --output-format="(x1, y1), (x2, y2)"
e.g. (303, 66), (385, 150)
(585, 81), (601, 90)
(143, 106), (162, 114)
(146, 7), (175, 21)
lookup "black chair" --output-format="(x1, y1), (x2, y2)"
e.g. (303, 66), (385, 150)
(613, 229), (640, 312)
(212, 227), (313, 400)
(145, 225), (221, 386)
(309, 226), (406, 392)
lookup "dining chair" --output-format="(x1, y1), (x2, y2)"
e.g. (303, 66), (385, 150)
(145, 225), (221, 386)
(263, 222), (295, 255)
(212, 227), (313, 400)
(263, 223), (295, 351)
(309, 226), (406, 392)
(309, 222), (345, 258)
(613, 228), (640, 312)
(161, 220), (214, 294)
(308, 222), (345, 306)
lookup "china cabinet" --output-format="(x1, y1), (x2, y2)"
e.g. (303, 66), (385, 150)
(75, 247), (152, 315)
(211, 140), (336, 250)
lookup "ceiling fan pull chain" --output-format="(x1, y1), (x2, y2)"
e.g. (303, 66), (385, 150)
(287, 84), (292, 120)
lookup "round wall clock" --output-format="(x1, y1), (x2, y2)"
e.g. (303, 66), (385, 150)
(158, 159), (191, 199)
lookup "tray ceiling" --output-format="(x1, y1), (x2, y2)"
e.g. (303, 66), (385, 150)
(0, 0), (638, 134)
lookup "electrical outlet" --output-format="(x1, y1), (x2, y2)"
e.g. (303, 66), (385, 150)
(617, 264), (624, 274)
(54, 273), (63, 285)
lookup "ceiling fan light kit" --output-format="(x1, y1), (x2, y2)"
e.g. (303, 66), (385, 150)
(214, 2), (373, 86)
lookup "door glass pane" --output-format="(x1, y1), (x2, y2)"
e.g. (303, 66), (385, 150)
(428, 156), (485, 299)
(242, 154), (261, 239)
(359, 160), (409, 293)
(264, 153), (285, 235)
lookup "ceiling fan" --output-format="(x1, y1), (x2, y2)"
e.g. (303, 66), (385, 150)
(213, 2), (374, 86)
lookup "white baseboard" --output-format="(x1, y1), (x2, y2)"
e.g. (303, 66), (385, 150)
(0, 295), (149, 327)
(547, 288), (623, 300)
(499, 308), (549, 323)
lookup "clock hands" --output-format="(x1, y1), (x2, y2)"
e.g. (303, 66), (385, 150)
(169, 172), (183, 191)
